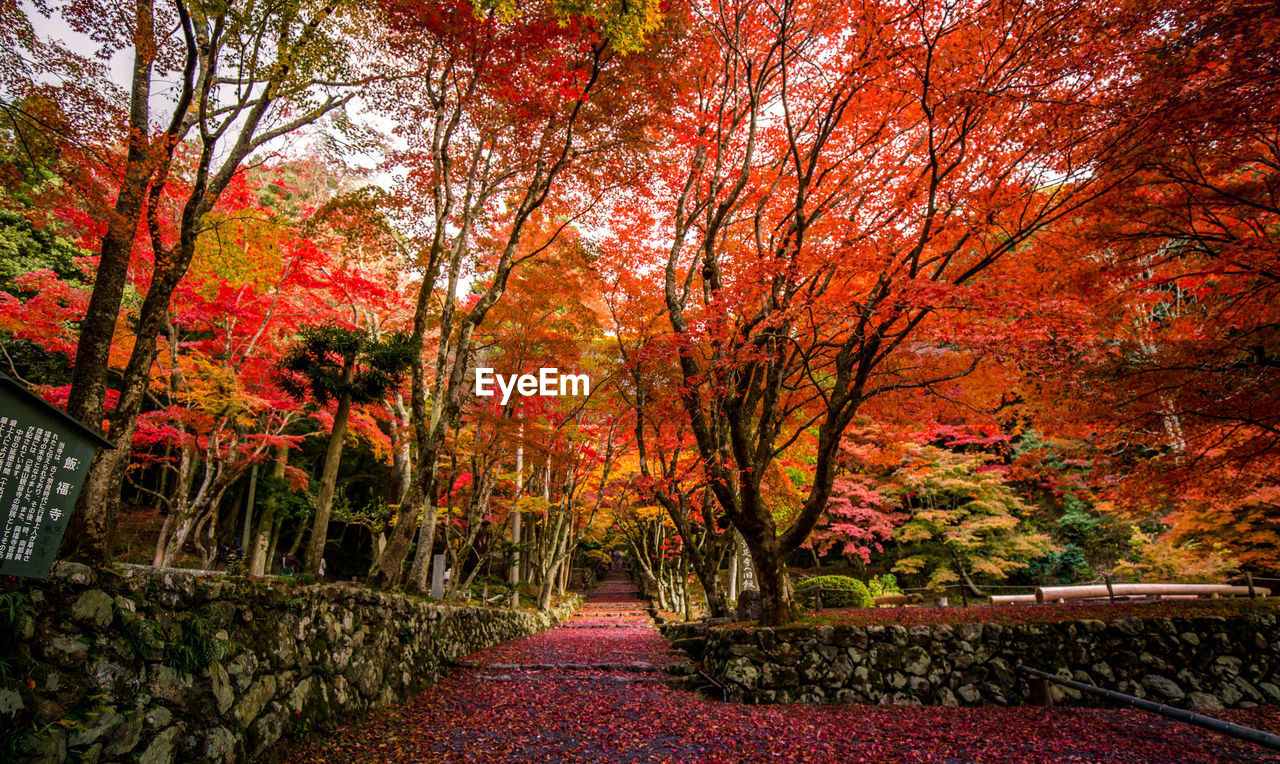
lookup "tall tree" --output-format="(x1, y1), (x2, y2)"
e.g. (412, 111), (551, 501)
(277, 326), (413, 574)
(606, 284), (736, 617)
(366, 0), (673, 590)
(59, 0), (377, 562)
(1016, 0), (1280, 569)
(608, 0), (1138, 624)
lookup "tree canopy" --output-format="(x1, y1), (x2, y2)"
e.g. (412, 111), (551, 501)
(0, 0), (1275, 625)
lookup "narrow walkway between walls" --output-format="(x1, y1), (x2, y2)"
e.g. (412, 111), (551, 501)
(286, 569), (1280, 763)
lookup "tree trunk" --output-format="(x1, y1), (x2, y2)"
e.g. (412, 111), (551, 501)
(62, 0), (156, 434)
(194, 507), (218, 569)
(520, 517), (534, 583)
(510, 427), (522, 595)
(306, 366), (355, 574)
(751, 541), (797, 626)
(536, 513), (572, 610)
(370, 483), (419, 588)
(248, 446), (287, 576)
(727, 548), (738, 603)
(655, 494), (733, 617)
(681, 552), (693, 621)
(537, 556), (561, 611)
(154, 446), (196, 567)
(390, 393), (412, 503)
(405, 449), (446, 592)
(405, 487), (439, 592)
(152, 514), (174, 568)
(288, 519), (308, 556)
(265, 517), (282, 574)
(954, 555), (987, 599)
(68, 441), (128, 564)
(240, 462), (258, 547)
(654, 523), (668, 610)
(694, 556), (730, 617)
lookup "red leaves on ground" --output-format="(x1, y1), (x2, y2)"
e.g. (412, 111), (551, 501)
(284, 572), (1280, 762)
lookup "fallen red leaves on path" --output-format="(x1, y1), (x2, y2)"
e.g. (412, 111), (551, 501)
(285, 572), (1280, 763)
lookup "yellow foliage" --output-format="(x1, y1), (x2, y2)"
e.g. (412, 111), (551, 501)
(1112, 527), (1239, 584)
(472, 0), (662, 54)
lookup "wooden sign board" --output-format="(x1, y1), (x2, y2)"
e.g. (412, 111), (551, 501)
(0, 374), (113, 579)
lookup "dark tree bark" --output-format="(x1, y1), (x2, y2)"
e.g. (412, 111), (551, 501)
(63, 0), (358, 564)
(306, 370), (355, 574)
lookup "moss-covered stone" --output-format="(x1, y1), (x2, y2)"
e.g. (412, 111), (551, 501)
(72, 590), (115, 630)
(1, 565), (580, 763)
(701, 610), (1280, 708)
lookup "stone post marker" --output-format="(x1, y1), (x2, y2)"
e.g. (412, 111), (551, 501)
(737, 532), (757, 592)
(431, 553), (446, 599)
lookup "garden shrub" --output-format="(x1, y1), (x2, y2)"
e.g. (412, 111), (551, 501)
(795, 575), (873, 609)
(1024, 544), (1091, 584)
(1057, 495), (1102, 542)
(867, 573), (902, 599)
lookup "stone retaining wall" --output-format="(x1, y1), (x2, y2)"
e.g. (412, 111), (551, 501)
(693, 613), (1280, 708)
(0, 562), (578, 763)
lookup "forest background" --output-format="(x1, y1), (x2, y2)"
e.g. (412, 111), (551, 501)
(0, 0), (1276, 625)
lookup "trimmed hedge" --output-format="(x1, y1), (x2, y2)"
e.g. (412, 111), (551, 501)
(795, 575), (873, 608)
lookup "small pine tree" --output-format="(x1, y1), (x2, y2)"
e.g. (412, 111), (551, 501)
(276, 326), (414, 575)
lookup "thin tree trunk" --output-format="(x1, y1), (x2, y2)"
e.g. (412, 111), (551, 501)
(728, 545), (738, 603)
(558, 549), (570, 594)
(681, 552), (693, 621)
(241, 462), (259, 547)
(288, 521), (308, 556)
(249, 446), (287, 576)
(406, 493), (438, 592)
(510, 426), (522, 595)
(405, 456), (441, 592)
(265, 518), (282, 574)
(391, 393), (412, 503)
(521, 513), (535, 583)
(536, 513), (571, 610)
(306, 366), (355, 573)
(153, 514), (174, 568)
(954, 554), (987, 598)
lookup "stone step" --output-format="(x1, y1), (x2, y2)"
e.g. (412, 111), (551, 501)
(471, 674), (668, 684)
(453, 661), (666, 672)
(560, 624), (653, 629)
(670, 635), (707, 659)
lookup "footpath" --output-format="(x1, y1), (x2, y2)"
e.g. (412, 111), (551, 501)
(287, 569), (1280, 762)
